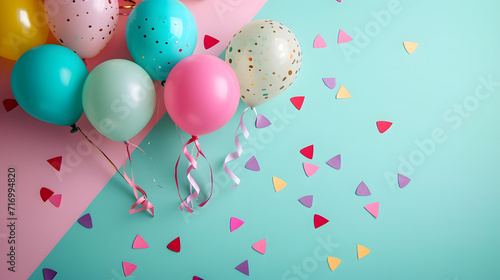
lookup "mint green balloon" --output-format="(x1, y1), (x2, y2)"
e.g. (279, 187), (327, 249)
(82, 59), (156, 142)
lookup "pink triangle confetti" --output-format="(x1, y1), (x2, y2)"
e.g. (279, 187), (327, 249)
(77, 213), (93, 228)
(252, 239), (266, 254)
(364, 202), (379, 218)
(303, 162), (319, 177)
(132, 234), (149, 249)
(376, 121), (393, 133)
(338, 29), (353, 44)
(398, 173), (411, 188)
(43, 268), (57, 280)
(47, 156), (62, 171)
(49, 194), (62, 208)
(3, 99), (18, 112)
(313, 34), (327, 48)
(322, 78), (336, 89)
(290, 96), (305, 110)
(204, 35), (220, 50)
(230, 217), (244, 232)
(235, 260), (249, 276)
(298, 195), (313, 208)
(326, 154), (341, 170)
(355, 181), (371, 196)
(300, 145), (314, 159)
(255, 114), (271, 128)
(245, 156), (260, 171)
(122, 261), (137, 277)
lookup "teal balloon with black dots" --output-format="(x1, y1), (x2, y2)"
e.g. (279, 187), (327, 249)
(125, 0), (198, 81)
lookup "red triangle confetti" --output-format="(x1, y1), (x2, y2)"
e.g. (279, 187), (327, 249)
(290, 96), (305, 110)
(3, 99), (18, 112)
(122, 261), (137, 277)
(49, 194), (62, 208)
(204, 35), (220, 50)
(376, 121), (393, 134)
(300, 145), (314, 160)
(314, 214), (329, 229)
(47, 156), (62, 171)
(40, 187), (54, 202)
(167, 237), (181, 252)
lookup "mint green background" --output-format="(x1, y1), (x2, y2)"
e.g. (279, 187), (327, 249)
(30, 0), (500, 279)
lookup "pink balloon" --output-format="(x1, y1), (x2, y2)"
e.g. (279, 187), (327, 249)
(164, 55), (240, 136)
(44, 0), (119, 59)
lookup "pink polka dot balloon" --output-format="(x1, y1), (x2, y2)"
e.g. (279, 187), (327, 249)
(44, 0), (119, 59)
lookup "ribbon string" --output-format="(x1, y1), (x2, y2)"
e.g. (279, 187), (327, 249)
(223, 107), (257, 189)
(175, 136), (214, 213)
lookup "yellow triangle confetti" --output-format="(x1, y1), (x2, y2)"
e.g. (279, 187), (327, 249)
(327, 257), (341, 271)
(273, 176), (287, 192)
(336, 85), (351, 99)
(357, 244), (371, 259)
(403, 41), (418, 54)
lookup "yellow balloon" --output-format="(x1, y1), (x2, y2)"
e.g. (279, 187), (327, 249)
(0, 0), (48, 61)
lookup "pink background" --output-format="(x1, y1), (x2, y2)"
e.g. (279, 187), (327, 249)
(0, 0), (266, 278)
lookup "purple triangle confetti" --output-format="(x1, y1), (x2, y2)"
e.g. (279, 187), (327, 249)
(322, 78), (336, 89)
(193, 277), (204, 280)
(43, 268), (57, 280)
(326, 154), (341, 170)
(78, 213), (93, 229)
(235, 260), (249, 276)
(298, 195), (313, 208)
(245, 156), (260, 171)
(398, 173), (411, 188)
(255, 114), (272, 128)
(355, 181), (371, 196)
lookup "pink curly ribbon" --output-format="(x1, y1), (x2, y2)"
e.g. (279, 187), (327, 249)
(123, 141), (154, 216)
(223, 107), (257, 189)
(175, 136), (214, 213)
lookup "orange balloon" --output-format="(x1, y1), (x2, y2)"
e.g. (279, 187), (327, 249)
(0, 0), (49, 60)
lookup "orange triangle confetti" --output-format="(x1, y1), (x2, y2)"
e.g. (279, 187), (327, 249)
(327, 257), (341, 271)
(336, 85), (351, 99)
(273, 176), (287, 192)
(357, 244), (371, 259)
(403, 41), (418, 54)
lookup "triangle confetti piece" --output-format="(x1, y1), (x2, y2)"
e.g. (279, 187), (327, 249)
(167, 237), (181, 252)
(3, 99), (18, 112)
(327, 257), (341, 271)
(235, 260), (249, 276)
(290, 96), (305, 110)
(78, 213), (93, 229)
(49, 194), (62, 208)
(313, 34), (327, 48)
(322, 78), (336, 89)
(230, 217), (245, 232)
(298, 195), (313, 208)
(204, 35), (220, 50)
(303, 162), (319, 177)
(122, 261), (137, 277)
(43, 268), (57, 280)
(300, 145), (314, 159)
(272, 176), (287, 192)
(252, 239), (266, 254)
(355, 181), (371, 196)
(326, 154), (341, 170)
(47, 156), (62, 171)
(132, 234), (149, 249)
(376, 121), (393, 133)
(338, 29), (353, 44)
(245, 156), (260, 171)
(357, 244), (371, 259)
(398, 173), (411, 188)
(314, 214), (329, 229)
(364, 202), (379, 218)
(255, 114), (272, 128)
(403, 41), (418, 54)
(336, 85), (351, 99)
(40, 187), (54, 202)
(193, 277), (204, 280)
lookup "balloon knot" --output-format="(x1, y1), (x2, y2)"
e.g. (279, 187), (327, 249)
(70, 124), (78, 133)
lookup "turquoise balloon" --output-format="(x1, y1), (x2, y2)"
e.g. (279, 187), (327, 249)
(82, 59), (156, 142)
(125, 0), (198, 81)
(11, 44), (88, 126)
